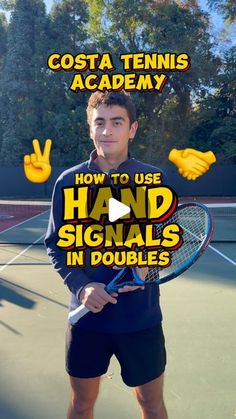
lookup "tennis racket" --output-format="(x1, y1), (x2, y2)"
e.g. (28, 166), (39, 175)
(68, 202), (213, 325)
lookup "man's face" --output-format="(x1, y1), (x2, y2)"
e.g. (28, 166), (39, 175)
(89, 105), (138, 158)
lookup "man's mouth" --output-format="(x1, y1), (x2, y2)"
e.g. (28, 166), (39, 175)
(100, 140), (118, 143)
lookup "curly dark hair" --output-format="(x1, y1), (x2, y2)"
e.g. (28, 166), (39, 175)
(86, 90), (137, 126)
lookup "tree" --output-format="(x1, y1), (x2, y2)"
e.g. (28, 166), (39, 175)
(0, 0), (50, 164)
(85, 0), (219, 164)
(189, 47), (236, 162)
(207, 0), (236, 23)
(0, 12), (7, 61)
(0, 0), (16, 10)
(50, 0), (89, 52)
(0, 13), (8, 152)
(46, 0), (90, 165)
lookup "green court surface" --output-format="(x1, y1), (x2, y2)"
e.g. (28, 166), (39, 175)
(0, 210), (236, 419)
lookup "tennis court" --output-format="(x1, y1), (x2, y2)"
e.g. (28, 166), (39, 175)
(1, 199), (235, 419)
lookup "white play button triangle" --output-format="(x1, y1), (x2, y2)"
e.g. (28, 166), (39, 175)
(108, 198), (130, 222)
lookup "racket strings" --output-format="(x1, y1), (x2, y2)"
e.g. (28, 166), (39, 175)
(141, 206), (210, 283)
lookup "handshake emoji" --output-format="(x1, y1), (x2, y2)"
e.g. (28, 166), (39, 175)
(168, 148), (216, 181)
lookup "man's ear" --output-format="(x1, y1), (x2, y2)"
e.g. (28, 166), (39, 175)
(129, 121), (138, 140)
(89, 125), (93, 140)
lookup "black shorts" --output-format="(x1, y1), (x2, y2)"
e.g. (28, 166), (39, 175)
(65, 323), (166, 387)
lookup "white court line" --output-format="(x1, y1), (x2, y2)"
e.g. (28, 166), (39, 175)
(1, 207), (235, 269)
(206, 203), (236, 266)
(208, 244), (236, 267)
(0, 234), (235, 274)
(0, 234), (45, 273)
(183, 223), (236, 268)
(0, 208), (50, 236)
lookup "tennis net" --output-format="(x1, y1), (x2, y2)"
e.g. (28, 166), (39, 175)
(0, 200), (51, 245)
(206, 203), (236, 243)
(0, 200), (235, 245)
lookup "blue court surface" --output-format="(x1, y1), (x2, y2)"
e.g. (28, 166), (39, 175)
(0, 206), (235, 419)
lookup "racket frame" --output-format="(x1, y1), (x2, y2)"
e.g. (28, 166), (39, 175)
(68, 202), (214, 324)
(105, 202), (213, 292)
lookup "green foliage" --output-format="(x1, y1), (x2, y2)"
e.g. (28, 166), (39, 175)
(0, 0), (16, 10)
(0, 0), (50, 164)
(0, 12), (7, 59)
(84, 0), (104, 39)
(50, 0), (89, 52)
(0, 13), (8, 151)
(189, 46), (236, 163)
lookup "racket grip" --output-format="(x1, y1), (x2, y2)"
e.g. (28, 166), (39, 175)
(68, 305), (90, 325)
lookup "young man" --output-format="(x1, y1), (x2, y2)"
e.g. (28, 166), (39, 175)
(45, 91), (168, 419)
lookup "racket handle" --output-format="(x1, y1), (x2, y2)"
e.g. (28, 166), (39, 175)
(68, 305), (90, 325)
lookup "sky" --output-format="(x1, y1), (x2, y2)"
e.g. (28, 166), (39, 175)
(45, 0), (53, 10)
(1, 0), (235, 49)
(44, 0), (226, 42)
(0, 0), (226, 33)
(44, 0), (221, 25)
(43, 0), (234, 50)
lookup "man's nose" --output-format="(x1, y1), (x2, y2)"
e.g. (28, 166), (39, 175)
(102, 125), (112, 136)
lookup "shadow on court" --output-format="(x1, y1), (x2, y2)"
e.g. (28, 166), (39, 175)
(0, 279), (35, 309)
(1, 277), (68, 309)
(0, 398), (31, 419)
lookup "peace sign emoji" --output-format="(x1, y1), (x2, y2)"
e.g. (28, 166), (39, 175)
(24, 139), (52, 183)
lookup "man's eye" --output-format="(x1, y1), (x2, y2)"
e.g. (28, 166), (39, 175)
(114, 121), (122, 126)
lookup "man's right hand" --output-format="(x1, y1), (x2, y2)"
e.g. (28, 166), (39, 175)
(79, 282), (118, 313)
